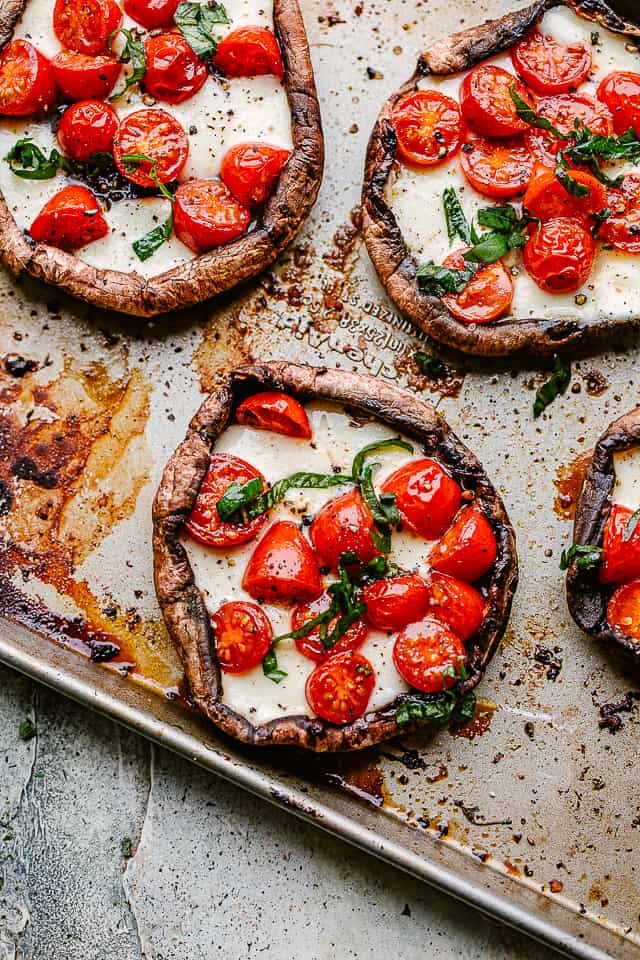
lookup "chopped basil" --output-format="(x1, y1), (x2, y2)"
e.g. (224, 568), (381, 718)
(559, 543), (603, 571)
(5, 139), (67, 179)
(108, 27), (146, 100)
(215, 476), (263, 521)
(624, 508), (640, 542)
(510, 85), (565, 139)
(463, 231), (510, 264)
(120, 153), (175, 201)
(591, 207), (612, 238)
(395, 690), (476, 728)
(441, 657), (468, 684)
(415, 351), (447, 378)
(175, 1), (230, 59)
(476, 205), (518, 232)
(442, 186), (472, 244)
(120, 837), (133, 858)
(416, 261), (477, 297)
(18, 718), (36, 741)
(132, 212), (173, 262)
(220, 471), (352, 523)
(351, 438), (413, 487)
(262, 647), (287, 683)
(533, 355), (571, 418)
(554, 165), (591, 198)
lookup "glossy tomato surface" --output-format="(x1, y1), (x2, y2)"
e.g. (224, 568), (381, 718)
(214, 27), (283, 78)
(242, 520), (322, 602)
(173, 180), (251, 253)
(607, 579), (640, 640)
(211, 601), (273, 673)
(600, 174), (640, 254)
(441, 250), (513, 325)
(185, 452), (267, 547)
(57, 99), (119, 161)
(429, 504), (497, 583)
(393, 617), (466, 693)
(221, 143), (291, 207)
(305, 651), (375, 724)
(53, 0), (123, 55)
(309, 488), (380, 571)
(124, 0), (180, 29)
(597, 71), (640, 137)
(523, 167), (608, 223)
(390, 90), (462, 168)
(460, 133), (533, 199)
(424, 571), (485, 642)
(143, 33), (208, 104)
(525, 93), (613, 167)
(600, 504), (640, 585)
(460, 65), (533, 138)
(523, 217), (594, 294)
(292, 591), (369, 662)
(363, 575), (430, 631)
(113, 109), (189, 186)
(380, 458), (461, 539)
(0, 40), (57, 117)
(511, 28), (591, 95)
(236, 391), (311, 439)
(52, 51), (121, 100)
(30, 185), (108, 250)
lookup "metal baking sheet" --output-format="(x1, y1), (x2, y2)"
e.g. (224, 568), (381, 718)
(1, 1), (640, 957)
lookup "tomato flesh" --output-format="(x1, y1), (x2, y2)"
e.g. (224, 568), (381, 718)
(393, 617), (466, 693)
(424, 571), (485, 642)
(380, 458), (461, 539)
(173, 180), (251, 253)
(57, 99), (119, 161)
(600, 174), (640, 255)
(52, 51), (120, 100)
(0, 40), (57, 117)
(460, 65), (533, 138)
(511, 28), (591, 95)
(114, 109), (189, 187)
(441, 249), (513, 325)
(607, 580), (640, 641)
(53, 0), (123, 55)
(391, 90), (462, 168)
(429, 504), (497, 582)
(214, 26), (284, 79)
(305, 651), (375, 724)
(211, 601), (273, 674)
(523, 167), (608, 224)
(185, 452), (267, 547)
(236, 391), (311, 439)
(292, 591), (369, 662)
(363, 574), (430, 631)
(310, 488), (380, 571)
(525, 93), (613, 167)
(143, 32), (208, 104)
(460, 132), (533, 199)
(600, 504), (640, 585)
(242, 520), (322, 602)
(30, 185), (108, 250)
(523, 217), (594, 294)
(124, 0), (180, 29)
(597, 71), (640, 137)
(221, 142), (291, 207)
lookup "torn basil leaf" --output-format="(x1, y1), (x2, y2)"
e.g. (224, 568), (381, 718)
(219, 471), (353, 523)
(416, 261), (477, 298)
(5, 139), (67, 179)
(395, 690), (476, 728)
(132, 211), (173, 262)
(175, 1), (230, 59)
(533, 355), (571, 418)
(591, 207), (612, 238)
(415, 351), (447, 378)
(554, 165), (591, 198)
(108, 27), (146, 100)
(463, 231), (510, 264)
(442, 187), (471, 244)
(510, 85), (565, 139)
(624, 508), (640, 542)
(215, 476), (263, 521)
(351, 438), (413, 484)
(262, 647), (287, 683)
(559, 544), (603, 571)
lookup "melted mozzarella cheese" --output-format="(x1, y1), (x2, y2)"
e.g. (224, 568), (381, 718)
(387, 6), (640, 325)
(612, 447), (640, 511)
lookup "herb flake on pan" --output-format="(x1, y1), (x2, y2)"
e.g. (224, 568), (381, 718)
(559, 543), (603, 571)
(624, 507), (640, 542)
(442, 186), (472, 244)
(414, 351), (447, 378)
(108, 27), (147, 100)
(395, 690), (476, 728)
(533, 355), (571, 418)
(18, 718), (36, 741)
(175, 1), (230, 59)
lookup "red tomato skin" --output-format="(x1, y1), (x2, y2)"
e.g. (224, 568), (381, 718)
(309, 488), (380, 571)
(511, 28), (591, 95)
(380, 458), (461, 539)
(597, 71), (640, 137)
(143, 33), (208, 104)
(523, 167), (608, 223)
(460, 65), (533, 138)
(363, 575), (430, 631)
(525, 93), (613, 167)
(291, 591), (369, 662)
(57, 99), (119, 161)
(441, 249), (513, 325)
(423, 571), (485, 642)
(211, 601), (273, 674)
(600, 505), (640, 585)
(173, 180), (251, 253)
(393, 617), (467, 693)
(220, 143), (291, 207)
(459, 133), (533, 199)
(113, 109), (189, 187)
(429, 505), (497, 583)
(523, 217), (594, 294)
(236, 391), (311, 439)
(214, 27), (283, 79)
(185, 452), (267, 548)
(305, 651), (376, 724)
(607, 579), (640, 640)
(53, 0), (123, 55)
(124, 0), (180, 29)
(0, 40), (57, 117)
(52, 51), (120, 100)
(600, 174), (640, 254)
(242, 520), (323, 602)
(29, 185), (108, 250)
(391, 90), (462, 168)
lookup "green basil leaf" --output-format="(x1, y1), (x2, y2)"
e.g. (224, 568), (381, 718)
(395, 691), (463, 728)
(451, 691), (476, 726)
(5, 138), (68, 179)
(463, 231), (509, 264)
(379, 491), (401, 527)
(416, 261), (477, 297)
(132, 211), (173, 261)
(221, 471), (353, 523)
(559, 543), (603, 571)
(533, 354), (571, 418)
(108, 28), (146, 100)
(624, 508), (640, 542)
(414, 351), (447, 378)
(510, 85), (565, 139)
(554, 165), (591, 198)
(351, 438), (413, 484)
(215, 476), (263, 521)
(120, 152), (175, 200)
(175, 1), (230, 59)
(262, 647), (287, 683)
(442, 187), (471, 244)
(476, 205), (519, 233)
(322, 602), (367, 650)
(18, 718), (36, 741)
(591, 207), (612, 238)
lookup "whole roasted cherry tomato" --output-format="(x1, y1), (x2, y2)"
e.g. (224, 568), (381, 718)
(291, 591), (369, 661)
(511, 28), (591, 95)
(57, 99), (119, 161)
(600, 504), (640, 585)
(52, 51), (121, 100)
(173, 180), (251, 253)
(393, 617), (466, 693)
(460, 65), (533, 138)
(143, 33), (208, 104)
(242, 520), (322, 602)
(523, 217), (594, 294)
(221, 143), (291, 207)
(380, 458), (461, 539)
(440, 250), (513, 325)
(236, 391), (311, 439)
(185, 452), (267, 548)
(113, 109), (189, 186)
(459, 132), (534, 199)
(124, 0), (180, 29)
(310, 488), (380, 571)
(429, 504), (497, 582)
(390, 90), (462, 168)
(600, 174), (640, 254)
(363, 574), (430, 631)
(424, 571), (485, 642)
(30, 185), (108, 250)
(0, 40), (57, 117)
(305, 651), (375, 724)
(607, 579), (640, 640)
(214, 26), (284, 79)
(53, 0), (123, 55)
(597, 71), (640, 137)
(211, 601), (273, 673)
(523, 167), (608, 223)
(525, 93), (613, 167)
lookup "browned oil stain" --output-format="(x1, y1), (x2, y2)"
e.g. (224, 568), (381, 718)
(553, 451), (592, 521)
(425, 763), (448, 784)
(193, 300), (257, 395)
(452, 699), (497, 741)
(322, 754), (388, 807)
(549, 879), (564, 894)
(504, 859), (522, 877)
(322, 206), (362, 274)
(581, 369), (609, 397)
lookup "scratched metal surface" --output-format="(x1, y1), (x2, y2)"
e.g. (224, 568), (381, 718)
(1, 0), (640, 957)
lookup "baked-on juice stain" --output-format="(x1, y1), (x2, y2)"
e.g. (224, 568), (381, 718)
(553, 451), (592, 521)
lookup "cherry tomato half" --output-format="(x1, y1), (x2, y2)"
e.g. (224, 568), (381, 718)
(53, 0), (123, 55)
(525, 93), (613, 167)
(522, 217), (594, 294)
(52, 51), (121, 100)
(242, 520), (322, 602)
(390, 90), (462, 168)
(309, 488), (380, 571)
(460, 65), (533, 138)
(173, 180), (251, 253)
(30, 185), (108, 250)
(0, 40), (57, 117)
(236, 391), (311, 439)
(185, 452), (267, 548)
(113, 109), (189, 187)
(511, 28), (591, 95)
(441, 249), (513, 325)
(211, 601), (273, 673)
(600, 174), (640, 255)
(460, 132), (534, 199)
(124, 0), (180, 30)
(363, 574), (430, 631)
(607, 579), (640, 640)
(143, 32), (208, 104)
(424, 571), (485, 642)
(220, 142), (291, 207)
(380, 458), (461, 540)
(214, 26), (284, 79)
(597, 71), (640, 137)
(57, 99), (119, 161)
(429, 504), (497, 583)
(305, 651), (375, 724)
(292, 591), (369, 662)
(523, 167), (608, 223)
(393, 617), (466, 693)
(600, 504), (640, 585)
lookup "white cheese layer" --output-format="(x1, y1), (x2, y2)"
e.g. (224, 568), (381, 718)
(612, 448), (640, 512)
(387, 6), (640, 324)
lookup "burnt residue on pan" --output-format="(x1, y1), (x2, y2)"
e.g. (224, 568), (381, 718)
(553, 451), (593, 521)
